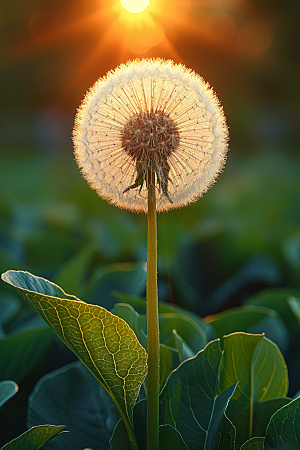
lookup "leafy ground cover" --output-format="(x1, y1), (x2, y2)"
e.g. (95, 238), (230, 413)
(1, 270), (300, 449)
(1, 152), (300, 449)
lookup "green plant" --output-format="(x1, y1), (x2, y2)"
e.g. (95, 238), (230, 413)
(1, 59), (299, 450)
(1, 271), (299, 450)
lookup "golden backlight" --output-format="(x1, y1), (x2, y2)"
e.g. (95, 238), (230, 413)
(120, 0), (150, 14)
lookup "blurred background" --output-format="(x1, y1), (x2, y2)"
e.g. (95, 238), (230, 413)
(1, 0), (300, 311)
(1, 0), (300, 441)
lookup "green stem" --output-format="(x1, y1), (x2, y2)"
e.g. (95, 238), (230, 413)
(147, 169), (160, 450)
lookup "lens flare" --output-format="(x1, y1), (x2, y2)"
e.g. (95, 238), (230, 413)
(120, 0), (150, 14)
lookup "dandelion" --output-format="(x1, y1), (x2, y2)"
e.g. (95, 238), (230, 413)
(73, 59), (229, 450)
(72, 58), (228, 213)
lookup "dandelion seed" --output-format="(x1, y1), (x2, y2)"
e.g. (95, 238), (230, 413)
(73, 58), (229, 213)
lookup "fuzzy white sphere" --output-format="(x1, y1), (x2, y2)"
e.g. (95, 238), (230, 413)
(73, 59), (229, 213)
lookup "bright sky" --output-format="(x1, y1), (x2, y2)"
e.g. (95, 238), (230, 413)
(120, 0), (150, 14)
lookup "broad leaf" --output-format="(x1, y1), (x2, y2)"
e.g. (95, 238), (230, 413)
(253, 398), (292, 437)
(207, 306), (289, 353)
(220, 333), (288, 448)
(0, 381), (18, 408)
(110, 400), (147, 450)
(28, 361), (119, 450)
(172, 329), (194, 362)
(2, 270), (147, 446)
(159, 312), (207, 354)
(245, 288), (300, 331)
(0, 327), (55, 382)
(112, 303), (180, 390)
(133, 399), (147, 449)
(264, 396), (300, 449)
(111, 303), (147, 348)
(160, 339), (237, 450)
(110, 421), (188, 450)
(212, 415), (236, 450)
(240, 438), (264, 449)
(159, 344), (180, 391)
(110, 419), (131, 450)
(0, 425), (66, 450)
(159, 425), (188, 449)
(208, 306), (274, 337)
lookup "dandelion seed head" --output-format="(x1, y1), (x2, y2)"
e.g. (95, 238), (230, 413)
(73, 58), (229, 213)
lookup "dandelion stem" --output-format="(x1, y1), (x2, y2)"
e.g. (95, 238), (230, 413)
(147, 168), (160, 450)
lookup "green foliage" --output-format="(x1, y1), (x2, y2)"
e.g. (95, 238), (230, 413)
(0, 381), (18, 409)
(0, 425), (66, 450)
(3, 270), (300, 450)
(0, 294), (21, 328)
(240, 438), (264, 450)
(212, 416), (236, 450)
(80, 262), (147, 310)
(159, 339), (237, 450)
(253, 398), (292, 437)
(0, 327), (55, 383)
(28, 361), (119, 450)
(264, 396), (300, 449)
(2, 270), (147, 448)
(207, 306), (289, 353)
(159, 425), (188, 449)
(220, 333), (288, 448)
(111, 301), (207, 391)
(245, 288), (300, 332)
(53, 244), (96, 294)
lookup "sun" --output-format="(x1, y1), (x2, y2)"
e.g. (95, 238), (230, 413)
(120, 0), (150, 14)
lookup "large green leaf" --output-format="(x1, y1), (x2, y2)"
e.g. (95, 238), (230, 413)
(245, 288), (300, 331)
(220, 333), (288, 448)
(207, 306), (289, 353)
(159, 344), (180, 391)
(112, 303), (180, 391)
(253, 398), (292, 437)
(212, 416), (236, 450)
(28, 361), (119, 450)
(110, 420), (188, 450)
(159, 312), (207, 354)
(240, 438), (264, 449)
(172, 329), (194, 362)
(0, 327), (55, 383)
(0, 425), (66, 450)
(159, 425), (188, 449)
(111, 303), (147, 349)
(264, 396), (300, 449)
(110, 420), (131, 450)
(208, 306), (275, 337)
(2, 270), (147, 449)
(110, 399), (147, 450)
(0, 381), (18, 408)
(160, 339), (237, 450)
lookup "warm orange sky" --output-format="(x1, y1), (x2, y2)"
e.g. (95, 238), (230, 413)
(1, 0), (299, 156)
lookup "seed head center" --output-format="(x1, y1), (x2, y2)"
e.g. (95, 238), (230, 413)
(121, 110), (180, 164)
